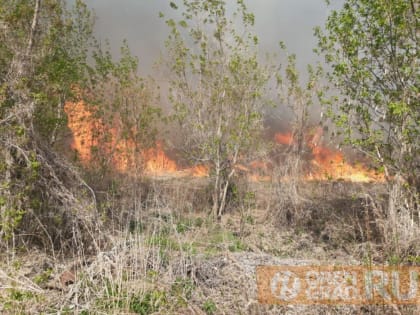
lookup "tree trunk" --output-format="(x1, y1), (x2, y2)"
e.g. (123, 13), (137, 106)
(218, 167), (235, 219)
(0, 148), (13, 241)
(212, 160), (221, 220)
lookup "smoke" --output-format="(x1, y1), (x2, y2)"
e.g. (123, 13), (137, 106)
(82, 0), (344, 137)
(84, 0), (342, 73)
(68, 1), (383, 179)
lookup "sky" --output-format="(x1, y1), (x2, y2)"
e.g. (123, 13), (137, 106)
(84, 0), (343, 75)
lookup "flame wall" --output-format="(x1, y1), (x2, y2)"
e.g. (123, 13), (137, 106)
(65, 101), (382, 182)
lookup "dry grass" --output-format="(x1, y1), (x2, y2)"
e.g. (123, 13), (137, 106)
(0, 174), (419, 314)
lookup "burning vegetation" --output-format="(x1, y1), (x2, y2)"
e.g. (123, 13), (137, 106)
(274, 129), (384, 183)
(64, 100), (207, 177)
(65, 101), (383, 183)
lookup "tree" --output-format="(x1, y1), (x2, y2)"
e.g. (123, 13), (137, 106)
(275, 52), (323, 202)
(0, 0), (99, 249)
(0, 0), (157, 251)
(315, 0), (419, 243)
(163, 0), (272, 219)
(74, 41), (162, 226)
(82, 41), (161, 179)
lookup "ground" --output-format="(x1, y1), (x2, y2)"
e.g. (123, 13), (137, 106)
(0, 179), (419, 314)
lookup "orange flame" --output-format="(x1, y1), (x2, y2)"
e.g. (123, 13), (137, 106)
(274, 128), (383, 182)
(65, 100), (100, 162)
(143, 141), (178, 174)
(65, 101), (382, 182)
(190, 165), (210, 177)
(64, 100), (180, 176)
(274, 132), (293, 145)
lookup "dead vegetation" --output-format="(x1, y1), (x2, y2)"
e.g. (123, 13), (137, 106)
(1, 174), (419, 314)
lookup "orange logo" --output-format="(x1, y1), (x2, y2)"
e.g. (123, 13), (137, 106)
(257, 266), (420, 305)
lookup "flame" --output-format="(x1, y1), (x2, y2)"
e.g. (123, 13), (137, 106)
(308, 145), (377, 182)
(65, 101), (382, 182)
(64, 100), (180, 176)
(274, 128), (383, 183)
(65, 100), (100, 162)
(274, 132), (293, 145)
(190, 165), (210, 177)
(143, 141), (178, 174)
(247, 160), (271, 182)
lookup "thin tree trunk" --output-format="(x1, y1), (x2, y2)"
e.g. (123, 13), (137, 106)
(218, 171), (233, 219)
(0, 148), (13, 241)
(212, 160), (221, 219)
(26, 0), (41, 57)
(213, 115), (223, 220)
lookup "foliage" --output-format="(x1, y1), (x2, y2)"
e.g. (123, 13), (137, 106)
(279, 54), (323, 153)
(82, 41), (162, 176)
(0, 0), (159, 251)
(33, 268), (53, 285)
(274, 52), (323, 202)
(315, 0), (419, 251)
(0, 0), (97, 249)
(176, 217), (194, 233)
(129, 290), (167, 315)
(170, 277), (195, 307)
(202, 299), (217, 315)
(315, 0), (419, 191)
(163, 0), (273, 219)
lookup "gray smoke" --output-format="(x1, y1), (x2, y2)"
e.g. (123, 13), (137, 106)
(83, 0), (344, 134)
(84, 0), (343, 73)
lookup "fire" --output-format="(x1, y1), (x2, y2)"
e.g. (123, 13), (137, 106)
(274, 132), (293, 145)
(64, 100), (180, 176)
(274, 128), (383, 182)
(65, 101), (382, 182)
(190, 165), (210, 177)
(143, 141), (178, 174)
(308, 145), (378, 182)
(65, 100), (100, 162)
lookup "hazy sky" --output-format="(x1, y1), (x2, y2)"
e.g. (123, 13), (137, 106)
(84, 0), (343, 74)
(82, 0), (344, 130)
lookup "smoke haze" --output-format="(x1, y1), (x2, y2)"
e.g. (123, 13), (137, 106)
(84, 0), (343, 74)
(82, 0), (344, 134)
